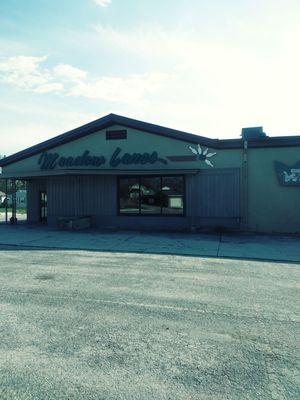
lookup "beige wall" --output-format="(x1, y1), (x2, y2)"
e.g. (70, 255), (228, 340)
(247, 146), (300, 233)
(3, 124), (242, 176)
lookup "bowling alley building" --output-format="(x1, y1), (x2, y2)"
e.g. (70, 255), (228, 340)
(0, 114), (299, 233)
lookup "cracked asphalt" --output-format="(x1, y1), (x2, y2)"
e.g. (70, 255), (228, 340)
(0, 247), (299, 399)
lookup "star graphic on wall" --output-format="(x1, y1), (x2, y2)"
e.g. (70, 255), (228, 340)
(189, 145), (216, 167)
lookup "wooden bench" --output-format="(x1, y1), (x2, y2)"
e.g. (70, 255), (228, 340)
(57, 216), (91, 230)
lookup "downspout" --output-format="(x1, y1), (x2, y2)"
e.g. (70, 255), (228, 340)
(241, 140), (248, 231)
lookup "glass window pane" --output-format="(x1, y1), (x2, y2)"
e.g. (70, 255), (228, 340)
(140, 177), (162, 214)
(161, 176), (184, 215)
(119, 178), (140, 214)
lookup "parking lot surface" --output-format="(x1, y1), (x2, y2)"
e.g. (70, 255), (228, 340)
(0, 247), (299, 399)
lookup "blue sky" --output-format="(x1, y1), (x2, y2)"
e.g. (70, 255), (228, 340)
(0, 0), (299, 155)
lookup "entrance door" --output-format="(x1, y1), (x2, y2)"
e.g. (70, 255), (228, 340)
(39, 191), (47, 223)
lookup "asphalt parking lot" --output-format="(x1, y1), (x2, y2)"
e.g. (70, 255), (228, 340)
(0, 247), (299, 400)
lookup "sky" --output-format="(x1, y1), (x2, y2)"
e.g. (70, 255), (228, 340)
(0, 0), (299, 156)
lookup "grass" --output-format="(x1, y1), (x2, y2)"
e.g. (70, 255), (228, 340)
(0, 207), (27, 214)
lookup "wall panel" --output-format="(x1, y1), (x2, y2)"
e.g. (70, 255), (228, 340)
(47, 175), (116, 224)
(187, 168), (240, 228)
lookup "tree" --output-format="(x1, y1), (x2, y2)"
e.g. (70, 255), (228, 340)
(0, 154), (26, 194)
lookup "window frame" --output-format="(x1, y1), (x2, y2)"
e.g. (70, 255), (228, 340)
(117, 175), (186, 217)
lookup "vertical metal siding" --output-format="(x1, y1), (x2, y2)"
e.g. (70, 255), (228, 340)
(47, 176), (78, 217)
(185, 174), (197, 217)
(190, 168), (240, 217)
(80, 175), (116, 216)
(47, 175), (116, 218)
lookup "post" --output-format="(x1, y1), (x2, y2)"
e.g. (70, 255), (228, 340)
(10, 179), (17, 224)
(5, 178), (8, 224)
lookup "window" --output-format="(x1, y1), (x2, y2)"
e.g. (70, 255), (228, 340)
(140, 177), (161, 214)
(119, 177), (140, 214)
(39, 191), (47, 223)
(161, 176), (184, 215)
(118, 175), (184, 216)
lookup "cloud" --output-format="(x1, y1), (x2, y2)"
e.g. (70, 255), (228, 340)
(92, 18), (300, 78)
(0, 55), (47, 74)
(68, 72), (169, 102)
(34, 82), (64, 94)
(0, 55), (169, 105)
(53, 64), (87, 81)
(93, 24), (182, 63)
(93, 0), (111, 7)
(0, 55), (50, 89)
(0, 55), (64, 93)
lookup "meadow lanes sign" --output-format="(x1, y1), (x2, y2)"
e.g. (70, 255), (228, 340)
(38, 148), (168, 170)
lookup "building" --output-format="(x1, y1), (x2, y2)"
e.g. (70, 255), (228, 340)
(0, 191), (5, 205)
(0, 114), (299, 233)
(0, 189), (26, 208)
(5, 190), (27, 208)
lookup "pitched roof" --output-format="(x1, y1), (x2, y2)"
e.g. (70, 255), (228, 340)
(0, 113), (300, 167)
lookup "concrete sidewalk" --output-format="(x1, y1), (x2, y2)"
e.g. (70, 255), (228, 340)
(0, 212), (27, 222)
(0, 223), (299, 262)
